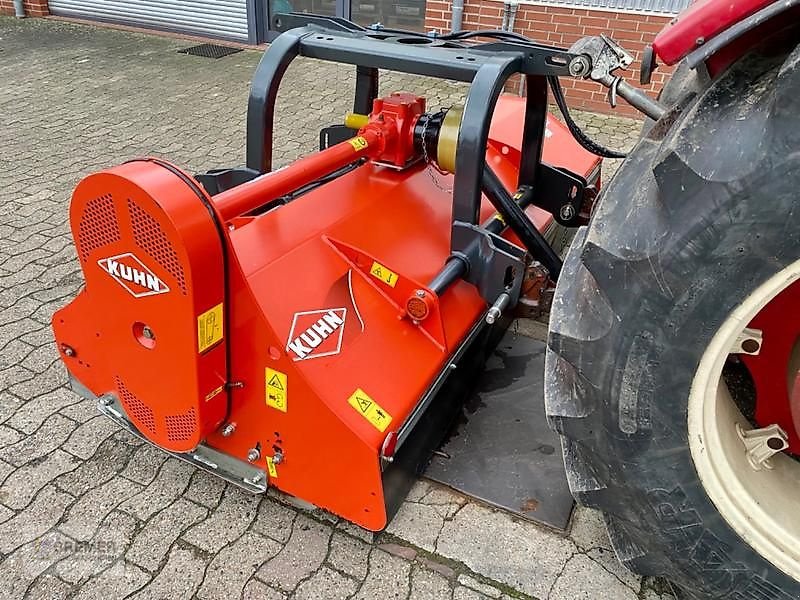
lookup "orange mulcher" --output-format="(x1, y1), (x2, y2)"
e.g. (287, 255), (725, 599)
(53, 14), (600, 530)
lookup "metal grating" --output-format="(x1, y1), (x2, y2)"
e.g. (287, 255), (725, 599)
(177, 43), (243, 59)
(78, 194), (121, 262)
(116, 377), (157, 436)
(532, 0), (691, 15)
(127, 199), (187, 294)
(165, 407), (198, 442)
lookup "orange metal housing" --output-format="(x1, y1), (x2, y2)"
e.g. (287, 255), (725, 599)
(52, 95), (599, 530)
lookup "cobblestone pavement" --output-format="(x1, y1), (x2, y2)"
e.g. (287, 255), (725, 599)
(0, 17), (672, 600)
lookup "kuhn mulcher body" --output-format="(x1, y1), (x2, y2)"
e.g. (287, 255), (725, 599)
(52, 1), (800, 598)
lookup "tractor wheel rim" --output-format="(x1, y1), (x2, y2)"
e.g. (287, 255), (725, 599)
(688, 259), (800, 581)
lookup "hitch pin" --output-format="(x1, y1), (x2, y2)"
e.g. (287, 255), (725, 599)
(486, 292), (511, 325)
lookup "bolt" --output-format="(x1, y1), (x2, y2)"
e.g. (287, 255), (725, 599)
(100, 396), (114, 407)
(741, 339), (760, 354)
(247, 447), (261, 462)
(767, 437), (786, 451)
(486, 307), (502, 325)
(61, 345), (76, 357)
(696, 36), (705, 46)
(415, 289), (426, 298)
(250, 472), (265, 485)
(142, 326), (155, 340)
(221, 423), (236, 437)
(559, 204), (576, 221)
(272, 451), (284, 465)
(568, 55), (591, 78)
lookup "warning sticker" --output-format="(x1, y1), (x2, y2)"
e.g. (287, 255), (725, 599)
(348, 136), (369, 151)
(266, 368), (288, 412)
(197, 303), (224, 353)
(347, 388), (393, 432)
(266, 456), (278, 478)
(369, 261), (399, 288)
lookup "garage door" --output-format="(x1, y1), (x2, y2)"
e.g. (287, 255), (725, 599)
(49, 0), (251, 42)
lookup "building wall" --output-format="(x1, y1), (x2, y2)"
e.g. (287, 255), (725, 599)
(0, 0), (49, 16)
(425, 0), (675, 116)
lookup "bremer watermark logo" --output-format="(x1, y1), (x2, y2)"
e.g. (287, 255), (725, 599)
(286, 308), (346, 361)
(97, 252), (169, 298)
(34, 535), (119, 560)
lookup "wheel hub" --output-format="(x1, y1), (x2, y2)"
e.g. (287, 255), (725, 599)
(741, 279), (800, 453)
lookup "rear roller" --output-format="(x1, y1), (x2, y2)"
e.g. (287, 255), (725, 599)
(545, 38), (800, 599)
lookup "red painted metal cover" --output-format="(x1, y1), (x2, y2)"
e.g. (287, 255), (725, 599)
(652, 0), (776, 65)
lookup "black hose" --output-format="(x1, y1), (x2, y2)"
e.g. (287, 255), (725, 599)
(547, 76), (628, 159)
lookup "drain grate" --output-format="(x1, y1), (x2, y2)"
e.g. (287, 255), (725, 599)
(178, 43), (243, 59)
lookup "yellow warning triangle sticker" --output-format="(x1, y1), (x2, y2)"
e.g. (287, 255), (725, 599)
(347, 388), (393, 432)
(267, 373), (284, 391)
(355, 395), (372, 413)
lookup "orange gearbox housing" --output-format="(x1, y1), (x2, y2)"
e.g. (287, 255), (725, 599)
(52, 95), (600, 530)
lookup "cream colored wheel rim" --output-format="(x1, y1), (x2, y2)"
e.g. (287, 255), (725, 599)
(688, 259), (800, 580)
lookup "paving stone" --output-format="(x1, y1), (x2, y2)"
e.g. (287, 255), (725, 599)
(26, 573), (72, 600)
(242, 579), (287, 600)
(0, 392), (22, 424)
(0, 503), (14, 523)
(59, 397), (102, 423)
(0, 487), (74, 554)
(550, 553), (639, 600)
(0, 532), (73, 600)
(386, 500), (444, 553)
(59, 475), (142, 541)
(127, 498), (207, 571)
(0, 414), (76, 467)
(118, 458), (194, 520)
(327, 531), (371, 580)
(183, 468), (226, 509)
(418, 556), (457, 580)
(410, 566), (454, 600)
(352, 548), (412, 600)
(5, 388), (80, 434)
(121, 443), (169, 485)
(294, 565), (359, 600)
(62, 414), (120, 459)
(335, 519), (375, 543)
(454, 585), (494, 600)
(71, 560), (150, 600)
(253, 497), (297, 544)
(0, 424), (23, 449)
(0, 449), (80, 509)
(257, 514), (333, 592)
(458, 574), (503, 598)
(197, 531), (282, 600)
(56, 436), (138, 496)
(55, 510), (138, 584)
(127, 544), (207, 600)
(436, 502), (575, 599)
(10, 359), (67, 398)
(182, 485), (261, 554)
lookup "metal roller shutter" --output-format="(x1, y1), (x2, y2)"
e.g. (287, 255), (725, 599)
(49, 0), (251, 42)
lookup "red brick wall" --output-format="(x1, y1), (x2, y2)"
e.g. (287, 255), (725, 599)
(0, 0), (49, 16)
(426, 0), (674, 116)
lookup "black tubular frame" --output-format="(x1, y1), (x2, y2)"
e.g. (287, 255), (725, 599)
(245, 13), (579, 301)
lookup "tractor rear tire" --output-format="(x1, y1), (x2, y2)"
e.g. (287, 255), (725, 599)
(545, 42), (800, 599)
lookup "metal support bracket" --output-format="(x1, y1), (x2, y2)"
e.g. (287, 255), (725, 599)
(69, 375), (268, 494)
(451, 221), (526, 305)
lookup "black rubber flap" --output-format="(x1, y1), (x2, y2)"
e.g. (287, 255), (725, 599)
(424, 331), (574, 531)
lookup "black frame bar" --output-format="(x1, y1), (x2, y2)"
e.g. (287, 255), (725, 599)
(245, 14), (577, 300)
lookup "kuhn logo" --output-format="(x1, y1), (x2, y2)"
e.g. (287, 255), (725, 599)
(286, 308), (346, 361)
(97, 253), (169, 298)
